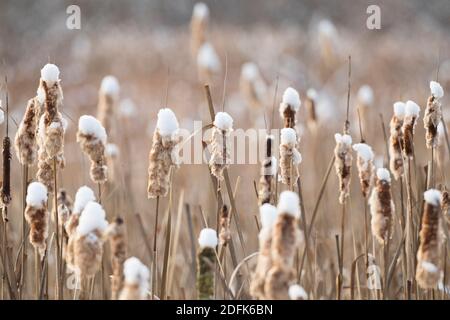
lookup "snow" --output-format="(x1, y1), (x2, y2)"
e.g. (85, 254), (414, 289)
(198, 228), (218, 248)
(289, 284), (308, 300)
(100, 76), (120, 95)
(430, 81), (444, 99)
(0, 109), (4, 125)
(78, 115), (107, 145)
(197, 43), (221, 72)
(106, 143), (119, 157)
(157, 108), (179, 137)
(26, 182), (48, 208)
(423, 189), (441, 206)
(277, 191), (300, 218)
(293, 149), (302, 165)
(318, 19), (337, 37)
(40, 64), (60, 84)
(280, 128), (297, 145)
(357, 85), (374, 106)
(123, 257), (150, 297)
(214, 112), (233, 130)
(259, 204), (277, 229)
(36, 87), (45, 104)
(334, 133), (352, 145)
(306, 88), (318, 101)
(76, 201), (108, 236)
(376, 168), (391, 182)
(73, 186), (96, 214)
(421, 261), (438, 273)
(241, 62), (259, 80)
(193, 2), (209, 19)
(352, 143), (374, 161)
(393, 101), (405, 118)
(280, 87), (301, 111)
(405, 100), (420, 117)
(119, 98), (137, 118)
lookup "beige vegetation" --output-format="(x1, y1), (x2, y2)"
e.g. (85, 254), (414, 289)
(0, 1), (450, 300)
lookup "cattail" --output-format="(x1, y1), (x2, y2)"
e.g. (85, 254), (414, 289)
(73, 201), (108, 278)
(279, 128), (301, 186)
(190, 2), (209, 58)
(218, 205), (230, 246)
(53, 188), (73, 230)
(369, 168), (394, 244)
(209, 112), (233, 181)
(240, 62), (267, 110)
(250, 203), (277, 299)
(65, 186), (96, 269)
(356, 85), (374, 134)
(279, 87), (301, 129)
(147, 108), (181, 198)
(105, 143), (119, 183)
(265, 191), (301, 299)
(416, 189), (441, 289)
(1, 136), (12, 206)
(106, 216), (127, 300)
(305, 88), (318, 131)
(77, 115), (108, 183)
(352, 143), (374, 197)
(196, 228), (217, 300)
(389, 102), (406, 180)
(97, 76), (120, 137)
(402, 100), (421, 159)
(442, 187), (450, 227)
(197, 42), (221, 82)
(424, 81), (444, 149)
(318, 19), (338, 68)
(436, 123), (447, 170)
(258, 135), (277, 205)
(24, 182), (48, 257)
(119, 257), (150, 300)
(14, 98), (40, 165)
(334, 133), (353, 204)
(36, 64), (66, 193)
(288, 284), (308, 300)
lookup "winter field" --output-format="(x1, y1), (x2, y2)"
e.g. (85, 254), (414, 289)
(0, 0), (450, 300)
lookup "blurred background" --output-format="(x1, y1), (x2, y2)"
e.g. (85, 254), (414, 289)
(0, 0), (449, 299)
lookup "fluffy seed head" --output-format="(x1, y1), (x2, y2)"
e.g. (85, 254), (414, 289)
(352, 143), (374, 162)
(198, 228), (218, 248)
(26, 182), (48, 208)
(280, 128), (297, 145)
(393, 102), (406, 119)
(277, 191), (300, 218)
(259, 204), (277, 229)
(213, 112), (233, 130)
(405, 100), (420, 117)
(281, 87), (301, 111)
(376, 168), (391, 182)
(123, 257), (150, 295)
(430, 81), (444, 99)
(424, 189), (441, 206)
(156, 108), (179, 137)
(78, 115), (107, 145)
(76, 201), (108, 236)
(40, 64), (60, 84)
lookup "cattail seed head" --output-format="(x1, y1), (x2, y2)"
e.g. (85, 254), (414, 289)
(107, 216), (127, 300)
(147, 108), (181, 198)
(240, 62), (267, 109)
(352, 143), (374, 197)
(259, 135), (276, 205)
(288, 284), (308, 300)
(416, 189), (442, 289)
(14, 98), (40, 165)
(77, 115), (108, 183)
(334, 133), (353, 204)
(389, 102), (405, 180)
(441, 187), (450, 228)
(279, 87), (301, 129)
(197, 228), (217, 300)
(424, 81), (444, 149)
(97, 76), (120, 137)
(197, 43), (221, 82)
(279, 128), (301, 186)
(25, 182), (48, 257)
(119, 257), (150, 300)
(209, 112), (233, 181)
(369, 168), (394, 244)
(305, 89), (318, 131)
(218, 205), (230, 246)
(53, 188), (73, 229)
(190, 2), (209, 58)
(402, 100), (420, 159)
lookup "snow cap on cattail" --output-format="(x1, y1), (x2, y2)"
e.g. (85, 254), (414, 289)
(197, 43), (221, 72)
(198, 228), (218, 248)
(213, 112), (233, 131)
(393, 101), (406, 119)
(405, 100), (420, 117)
(357, 85), (374, 106)
(307, 88), (318, 101)
(376, 167), (391, 183)
(26, 182), (48, 208)
(78, 115), (107, 145)
(241, 62), (259, 80)
(156, 108), (179, 137)
(430, 81), (444, 99)
(353, 143), (374, 165)
(73, 186), (96, 214)
(282, 87), (301, 111)
(280, 127), (297, 145)
(335, 133), (352, 145)
(100, 76), (120, 96)
(193, 2), (209, 18)
(0, 109), (4, 124)
(123, 257), (150, 298)
(259, 203), (277, 229)
(289, 284), (308, 300)
(277, 191), (300, 218)
(424, 189), (441, 206)
(119, 98), (137, 118)
(40, 64), (60, 84)
(76, 201), (108, 236)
